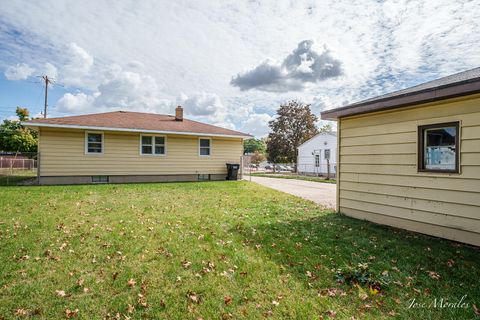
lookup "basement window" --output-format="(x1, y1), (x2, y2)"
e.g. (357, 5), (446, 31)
(418, 122), (459, 173)
(198, 174), (210, 181)
(92, 176), (109, 183)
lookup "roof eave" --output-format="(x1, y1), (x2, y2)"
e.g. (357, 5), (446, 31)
(321, 78), (480, 121)
(21, 122), (252, 139)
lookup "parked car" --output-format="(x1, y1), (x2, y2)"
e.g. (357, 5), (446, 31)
(264, 164), (273, 170)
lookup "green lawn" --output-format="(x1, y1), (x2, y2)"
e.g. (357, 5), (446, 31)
(248, 172), (336, 184)
(0, 182), (478, 319)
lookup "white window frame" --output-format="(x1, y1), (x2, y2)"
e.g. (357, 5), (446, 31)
(85, 131), (104, 155)
(139, 134), (167, 156)
(198, 137), (212, 157)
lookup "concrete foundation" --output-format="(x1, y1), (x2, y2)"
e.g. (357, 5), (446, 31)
(39, 174), (229, 185)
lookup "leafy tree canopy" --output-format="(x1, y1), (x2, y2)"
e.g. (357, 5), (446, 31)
(266, 100), (318, 164)
(0, 107), (38, 153)
(243, 138), (266, 154)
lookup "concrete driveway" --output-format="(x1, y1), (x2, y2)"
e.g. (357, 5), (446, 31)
(247, 176), (336, 209)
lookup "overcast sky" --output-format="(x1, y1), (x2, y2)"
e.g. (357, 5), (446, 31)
(1, 1), (479, 136)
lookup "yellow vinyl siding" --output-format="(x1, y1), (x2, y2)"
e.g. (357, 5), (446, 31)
(39, 129), (243, 176)
(338, 94), (480, 246)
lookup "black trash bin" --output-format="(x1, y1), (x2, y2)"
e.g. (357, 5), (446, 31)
(226, 163), (240, 180)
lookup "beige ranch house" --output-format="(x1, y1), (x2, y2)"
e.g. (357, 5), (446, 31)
(322, 67), (480, 247)
(24, 106), (251, 184)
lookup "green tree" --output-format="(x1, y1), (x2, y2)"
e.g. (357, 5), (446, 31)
(243, 138), (266, 154)
(0, 107), (38, 152)
(319, 123), (333, 133)
(266, 100), (318, 165)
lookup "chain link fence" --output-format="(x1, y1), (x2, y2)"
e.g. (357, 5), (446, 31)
(0, 152), (38, 186)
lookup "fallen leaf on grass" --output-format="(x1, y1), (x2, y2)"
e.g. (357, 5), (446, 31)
(15, 309), (28, 317)
(224, 295), (233, 305)
(127, 278), (136, 287)
(55, 290), (66, 297)
(325, 310), (336, 318)
(181, 260), (192, 269)
(473, 304), (480, 316)
(272, 300), (279, 307)
(427, 271), (440, 280)
(65, 308), (79, 318)
(446, 259), (455, 268)
(187, 291), (200, 304)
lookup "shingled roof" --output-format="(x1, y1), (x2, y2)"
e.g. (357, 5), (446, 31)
(23, 111), (252, 138)
(322, 67), (480, 120)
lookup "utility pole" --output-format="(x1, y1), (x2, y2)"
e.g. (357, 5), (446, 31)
(42, 75), (52, 118)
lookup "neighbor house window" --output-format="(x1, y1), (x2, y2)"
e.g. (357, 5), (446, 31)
(315, 154), (320, 167)
(418, 122), (459, 173)
(140, 135), (166, 155)
(85, 132), (103, 154)
(199, 138), (211, 156)
(324, 149), (331, 160)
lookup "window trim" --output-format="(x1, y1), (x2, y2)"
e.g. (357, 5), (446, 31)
(417, 121), (460, 174)
(198, 137), (212, 157)
(85, 131), (104, 155)
(139, 134), (167, 156)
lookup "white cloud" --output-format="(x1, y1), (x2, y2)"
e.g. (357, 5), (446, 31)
(4, 63), (35, 80)
(239, 113), (273, 137)
(61, 42), (95, 87)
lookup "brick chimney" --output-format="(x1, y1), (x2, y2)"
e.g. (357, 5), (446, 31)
(175, 106), (183, 121)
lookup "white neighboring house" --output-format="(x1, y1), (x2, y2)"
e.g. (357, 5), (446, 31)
(297, 132), (337, 176)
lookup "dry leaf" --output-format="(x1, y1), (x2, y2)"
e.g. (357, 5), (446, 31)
(65, 308), (79, 318)
(15, 309), (28, 317)
(325, 310), (336, 318)
(127, 278), (136, 287)
(473, 304), (480, 316)
(272, 300), (280, 307)
(427, 271), (440, 280)
(55, 290), (66, 297)
(187, 291), (200, 304)
(446, 259), (455, 268)
(224, 295), (233, 305)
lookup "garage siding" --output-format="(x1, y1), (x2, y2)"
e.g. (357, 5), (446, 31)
(338, 94), (480, 246)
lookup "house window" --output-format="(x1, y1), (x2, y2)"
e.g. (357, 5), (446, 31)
(199, 138), (211, 156)
(315, 154), (320, 167)
(418, 122), (459, 173)
(324, 149), (331, 160)
(141, 135), (166, 155)
(85, 132), (103, 154)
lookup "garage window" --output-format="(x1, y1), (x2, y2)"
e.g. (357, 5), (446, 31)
(418, 122), (459, 173)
